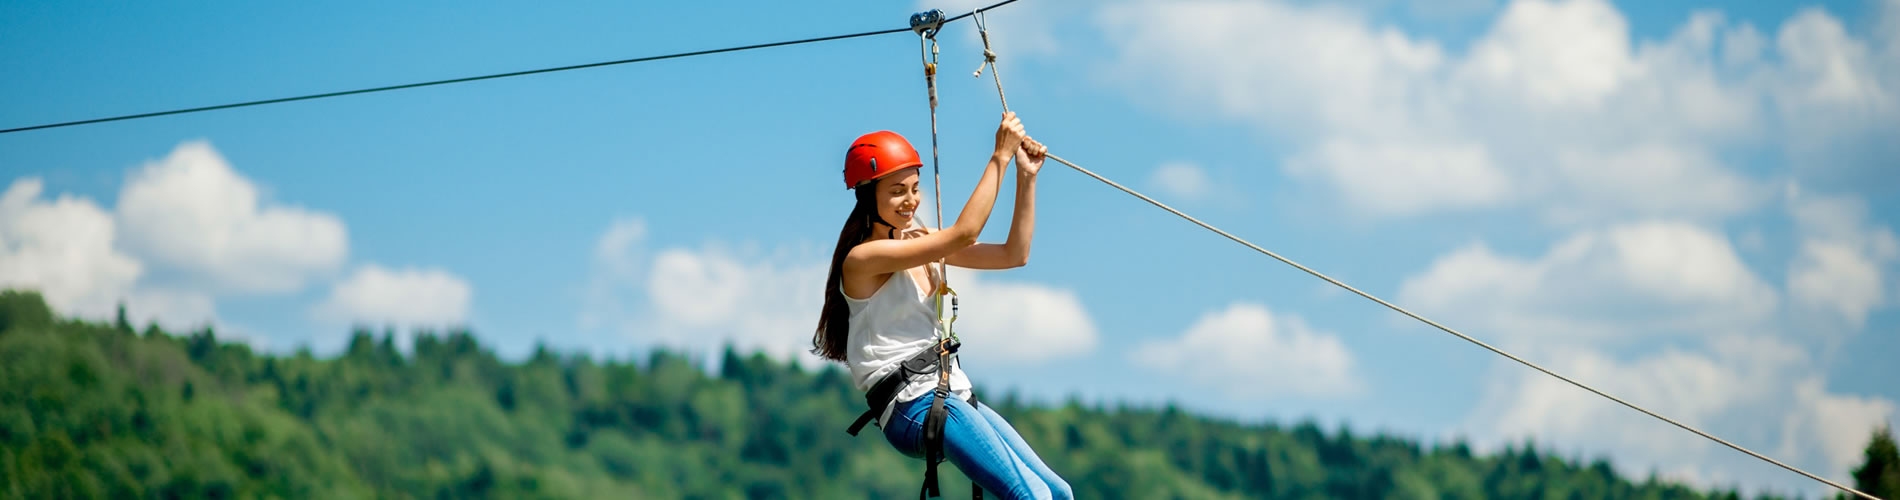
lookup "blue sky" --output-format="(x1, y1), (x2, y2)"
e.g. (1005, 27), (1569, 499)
(3, 0), (1897, 496)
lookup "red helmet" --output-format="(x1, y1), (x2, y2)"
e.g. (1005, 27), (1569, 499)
(843, 130), (923, 189)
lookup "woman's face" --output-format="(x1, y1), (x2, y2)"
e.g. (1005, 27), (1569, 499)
(874, 168), (922, 231)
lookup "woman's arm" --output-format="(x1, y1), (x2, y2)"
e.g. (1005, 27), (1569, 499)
(846, 113), (1024, 276)
(946, 138), (1043, 269)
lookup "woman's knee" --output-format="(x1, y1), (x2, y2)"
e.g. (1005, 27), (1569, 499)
(1046, 477), (1073, 500)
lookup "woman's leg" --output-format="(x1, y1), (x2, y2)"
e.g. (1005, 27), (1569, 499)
(973, 402), (1072, 500)
(883, 396), (930, 459)
(888, 392), (1064, 499)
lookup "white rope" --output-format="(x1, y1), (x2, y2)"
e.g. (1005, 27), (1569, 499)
(918, 27), (959, 345)
(972, 10), (1009, 112)
(1041, 152), (1881, 500)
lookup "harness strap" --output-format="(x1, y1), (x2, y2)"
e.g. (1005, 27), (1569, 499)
(920, 338), (955, 499)
(845, 337), (959, 436)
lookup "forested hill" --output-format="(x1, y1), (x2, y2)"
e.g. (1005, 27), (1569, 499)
(0, 289), (1792, 499)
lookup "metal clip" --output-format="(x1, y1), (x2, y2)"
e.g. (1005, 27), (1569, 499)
(909, 9), (945, 38)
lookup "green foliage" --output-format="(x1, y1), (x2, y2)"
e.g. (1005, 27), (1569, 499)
(0, 289), (1864, 499)
(1848, 425), (1900, 499)
(0, 289), (54, 335)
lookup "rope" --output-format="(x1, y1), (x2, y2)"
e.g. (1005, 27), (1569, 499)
(0, 0), (1024, 135)
(971, 11), (1009, 112)
(918, 31), (956, 344)
(961, 19), (1880, 500)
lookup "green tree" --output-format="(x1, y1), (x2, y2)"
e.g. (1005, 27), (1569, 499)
(1850, 424), (1900, 500)
(0, 289), (53, 334)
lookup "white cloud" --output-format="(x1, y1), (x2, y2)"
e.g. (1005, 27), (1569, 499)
(1399, 221), (1778, 345)
(1459, 336), (1897, 492)
(3, 145), (355, 337)
(946, 270), (1099, 363)
(1780, 377), (1898, 477)
(116, 140), (347, 294)
(314, 264), (472, 332)
(0, 178), (142, 320)
(642, 243), (829, 362)
(1133, 302), (1360, 398)
(1786, 188), (1899, 330)
(1548, 144), (1763, 225)
(1286, 139), (1511, 215)
(580, 217), (647, 332)
(1768, 3), (1900, 188)
(1100, 0), (1447, 140)
(1092, 0), (1899, 221)
(1775, 9), (1891, 110)
(1789, 241), (1885, 329)
(579, 220), (1097, 364)
(123, 287), (218, 333)
(1455, 0), (1635, 109)
(1405, 218), (1895, 494)
(1148, 162), (1211, 201)
(914, 0), (1063, 58)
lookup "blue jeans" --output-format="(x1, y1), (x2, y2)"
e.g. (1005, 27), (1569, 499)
(883, 391), (1073, 500)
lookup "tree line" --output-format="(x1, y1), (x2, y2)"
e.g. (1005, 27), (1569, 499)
(2, 289), (1894, 499)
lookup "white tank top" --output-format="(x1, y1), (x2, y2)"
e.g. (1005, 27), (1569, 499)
(842, 262), (973, 428)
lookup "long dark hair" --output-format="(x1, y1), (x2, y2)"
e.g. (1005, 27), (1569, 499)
(812, 184), (897, 362)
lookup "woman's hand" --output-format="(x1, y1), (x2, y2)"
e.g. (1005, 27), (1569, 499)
(1016, 137), (1047, 177)
(993, 112), (1025, 158)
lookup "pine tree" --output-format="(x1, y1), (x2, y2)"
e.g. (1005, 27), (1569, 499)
(114, 302), (134, 334)
(1850, 424), (1900, 500)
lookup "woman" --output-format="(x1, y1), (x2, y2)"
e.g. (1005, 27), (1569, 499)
(812, 112), (1071, 500)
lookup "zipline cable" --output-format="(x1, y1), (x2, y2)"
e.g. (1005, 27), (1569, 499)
(0, 0), (1022, 135)
(962, 15), (1881, 500)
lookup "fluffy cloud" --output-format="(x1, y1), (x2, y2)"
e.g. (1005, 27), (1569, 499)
(1462, 336), (1893, 491)
(123, 287), (218, 333)
(0, 178), (141, 319)
(116, 140), (347, 293)
(1773, 8), (1894, 124)
(314, 264), (472, 331)
(1780, 378), (1900, 477)
(1790, 241), (1886, 328)
(1399, 221), (1778, 345)
(5, 140), (367, 339)
(914, 0), (1064, 58)
(580, 220), (1098, 364)
(1786, 188), (1899, 330)
(1286, 139), (1510, 215)
(579, 217), (648, 332)
(944, 270), (1099, 363)
(1094, 0), (1895, 221)
(1149, 162), (1211, 201)
(1455, 0), (1636, 109)
(1406, 218), (1896, 494)
(1133, 302), (1360, 398)
(1548, 144), (1764, 224)
(643, 243), (831, 362)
